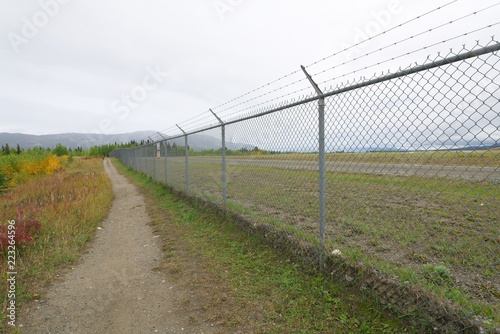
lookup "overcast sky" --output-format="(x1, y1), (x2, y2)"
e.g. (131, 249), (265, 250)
(0, 0), (499, 137)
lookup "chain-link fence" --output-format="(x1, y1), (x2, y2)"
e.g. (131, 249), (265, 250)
(111, 39), (499, 332)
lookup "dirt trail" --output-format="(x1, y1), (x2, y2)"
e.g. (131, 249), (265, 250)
(21, 159), (218, 334)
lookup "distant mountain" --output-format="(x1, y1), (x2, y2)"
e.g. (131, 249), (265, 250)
(0, 131), (254, 151)
(453, 142), (500, 151)
(2, 131), (496, 153)
(0, 131), (157, 150)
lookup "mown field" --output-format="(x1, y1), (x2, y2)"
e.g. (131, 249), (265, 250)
(0, 157), (113, 332)
(139, 149), (499, 328)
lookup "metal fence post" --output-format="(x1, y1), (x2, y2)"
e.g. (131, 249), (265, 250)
(210, 109), (227, 207)
(151, 143), (156, 181)
(164, 140), (168, 184)
(301, 65), (326, 270)
(148, 137), (154, 178)
(185, 136), (189, 193)
(134, 147), (137, 171)
(144, 145), (147, 174)
(156, 132), (167, 184)
(147, 144), (150, 174)
(134, 147), (139, 171)
(177, 124), (189, 194)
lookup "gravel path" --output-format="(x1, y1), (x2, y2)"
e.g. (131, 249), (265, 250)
(21, 159), (217, 334)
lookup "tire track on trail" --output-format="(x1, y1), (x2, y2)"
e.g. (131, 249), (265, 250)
(21, 158), (218, 334)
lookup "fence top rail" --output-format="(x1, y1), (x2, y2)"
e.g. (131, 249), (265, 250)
(111, 41), (500, 151)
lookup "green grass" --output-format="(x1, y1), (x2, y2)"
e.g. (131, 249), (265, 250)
(143, 154), (499, 328)
(115, 159), (420, 333)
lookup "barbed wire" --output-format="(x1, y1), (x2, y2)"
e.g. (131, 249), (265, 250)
(318, 23), (500, 89)
(155, 111), (215, 138)
(139, 2), (500, 143)
(161, 1), (462, 138)
(305, 0), (459, 70)
(211, 1), (494, 126)
(309, 2), (500, 79)
(218, 26), (500, 125)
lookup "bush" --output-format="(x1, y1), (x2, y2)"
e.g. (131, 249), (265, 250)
(0, 215), (42, 252)
(0, 171), (8, 192)
(52, 144), (69, 157)
(0, 153), (68, 188)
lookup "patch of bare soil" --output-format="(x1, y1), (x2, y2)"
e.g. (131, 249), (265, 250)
(20, 159), (233, 334)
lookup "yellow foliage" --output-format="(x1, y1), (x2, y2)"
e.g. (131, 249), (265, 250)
(1, 154), (67, 189)
(24, 161), (44, 175)
(43, 155), (63, 175)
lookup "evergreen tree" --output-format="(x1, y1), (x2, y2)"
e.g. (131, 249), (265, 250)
(53, 144), (69, 156)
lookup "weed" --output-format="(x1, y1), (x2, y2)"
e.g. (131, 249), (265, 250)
(422, 264), (454, 285)
(0, 214), (41, 252)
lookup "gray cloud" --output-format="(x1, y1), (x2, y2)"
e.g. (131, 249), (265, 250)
(1, 0), (499, 138)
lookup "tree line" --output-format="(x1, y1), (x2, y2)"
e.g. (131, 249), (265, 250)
(0, 141), (141, 158)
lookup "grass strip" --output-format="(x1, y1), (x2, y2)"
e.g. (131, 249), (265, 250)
(114, 159), (421, 333)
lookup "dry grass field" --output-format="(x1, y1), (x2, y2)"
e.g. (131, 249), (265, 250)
(0, 157), (113, 332)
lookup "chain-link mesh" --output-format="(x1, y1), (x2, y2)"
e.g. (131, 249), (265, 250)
(111, 39), (499, 332)
(186, 126), (225, 205)
(322, 40), (499, 331)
